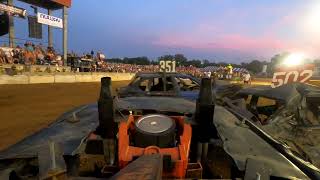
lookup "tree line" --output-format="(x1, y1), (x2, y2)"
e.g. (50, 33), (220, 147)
(106, 53), (319, 74)
(107, 54), (243, 68)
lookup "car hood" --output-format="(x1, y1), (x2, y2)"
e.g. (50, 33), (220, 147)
(0, 97), (196, 158)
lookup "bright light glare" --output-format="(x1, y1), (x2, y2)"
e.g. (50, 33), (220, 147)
(304, 4), (320, 34)
(282, 53), (305, 67)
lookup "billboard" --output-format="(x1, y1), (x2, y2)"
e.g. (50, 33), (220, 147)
(37, 12), (63, 28)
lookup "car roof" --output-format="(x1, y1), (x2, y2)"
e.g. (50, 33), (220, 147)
(135, 72), (195, 78)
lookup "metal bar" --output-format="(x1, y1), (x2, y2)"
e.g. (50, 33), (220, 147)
(196, 142), (202, 162)
(48, 9), (53, 47)
(8, 0), (14, 47)
(97, 77), (117, 139)
(38, 141), (66, 180)
(62, 6), (68, 65)
(49, 141), (57, 170)
(110, 154), (163, 180)
(201, 142), (208, 162)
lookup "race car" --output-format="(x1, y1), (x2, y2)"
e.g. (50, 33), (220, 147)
(230, 83), (320, 169)
(117, 72), (201, 101)
(1, 77), (319, 179)
(117, 72), (242, 102)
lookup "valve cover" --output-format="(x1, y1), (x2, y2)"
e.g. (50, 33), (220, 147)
(134, 114), (176, 148)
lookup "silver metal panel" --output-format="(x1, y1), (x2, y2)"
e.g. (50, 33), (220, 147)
(135, 114), (174, 134)
(213, 105), (309, 179)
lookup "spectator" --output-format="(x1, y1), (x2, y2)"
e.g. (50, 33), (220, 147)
(24, 42), (36, 65)
(0, 48), (5, 64)
(243, 72), (251, 84)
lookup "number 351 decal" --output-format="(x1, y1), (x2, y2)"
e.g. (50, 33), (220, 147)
(159, 60), (176, 73)
(271, 70), (313, 88)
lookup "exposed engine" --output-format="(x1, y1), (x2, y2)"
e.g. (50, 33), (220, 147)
(132, 114), (176, 148)
(118, 114), (193, 178)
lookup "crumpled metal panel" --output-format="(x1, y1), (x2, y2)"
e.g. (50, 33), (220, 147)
(237, 82), (320, 170)
(115, 96), (196, 114)
(0, 104), (99, 159)
(237, 83), (320, 106)
(237, 83), (301, 105)
(110, 154), (162, 180)
(213, 105), (309, 179)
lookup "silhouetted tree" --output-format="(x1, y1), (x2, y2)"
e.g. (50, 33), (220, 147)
(245, 60), (263, 74)
(174, 54), (188, 65)
(158, 55), (175, 61)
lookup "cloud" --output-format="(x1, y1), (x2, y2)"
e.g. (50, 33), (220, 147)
(153, 33), (283, 52)
(152, 32), (320, 59)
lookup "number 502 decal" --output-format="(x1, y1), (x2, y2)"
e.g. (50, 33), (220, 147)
(271, 70), (313, 88)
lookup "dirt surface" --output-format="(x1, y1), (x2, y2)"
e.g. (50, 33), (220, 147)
(0, 81), (129, 151)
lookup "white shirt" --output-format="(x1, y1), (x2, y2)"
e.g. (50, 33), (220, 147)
(204, 72), (211, 78)
(244, 73), (251, 81)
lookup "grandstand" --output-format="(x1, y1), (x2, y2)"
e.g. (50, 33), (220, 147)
(200, 66), (248, 73)
(0, 0), (71, 63)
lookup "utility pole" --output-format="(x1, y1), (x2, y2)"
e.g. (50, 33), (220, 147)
(48, 9), (53, 48)
(8, 0), (15, 47)
(63, 6), (68, 65)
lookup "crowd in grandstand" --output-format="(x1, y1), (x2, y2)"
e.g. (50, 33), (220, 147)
(1, 44), (249, 80)
(0, 42), (62, 66)
(99, 63), (202, 77)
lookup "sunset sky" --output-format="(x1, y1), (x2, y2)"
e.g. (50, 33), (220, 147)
(2, 0), (320, 62)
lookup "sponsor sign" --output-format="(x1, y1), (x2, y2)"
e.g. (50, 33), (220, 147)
(159, 60), (176, 73)
(271, 64), (315, 88)
(37, 12), (63, 28)
(0, 3), (26, 18)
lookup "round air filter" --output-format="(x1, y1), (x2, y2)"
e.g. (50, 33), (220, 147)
(134, 114), (176, 148)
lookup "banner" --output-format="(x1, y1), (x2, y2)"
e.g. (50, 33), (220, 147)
(37, 12), (63, 28)
(0, 3), (26, 18)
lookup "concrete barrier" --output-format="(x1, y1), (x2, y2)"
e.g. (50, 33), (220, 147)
(75, 74), (93, 82)
(0, 72), (135, 85)
(91, 73), (109, 82)
(54, 74), (77, 83)
(29, 75), (55, 84)
(0, 75), (29, 84)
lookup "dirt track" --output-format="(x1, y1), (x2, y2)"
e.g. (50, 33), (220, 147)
(0, 81), (129, 151)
